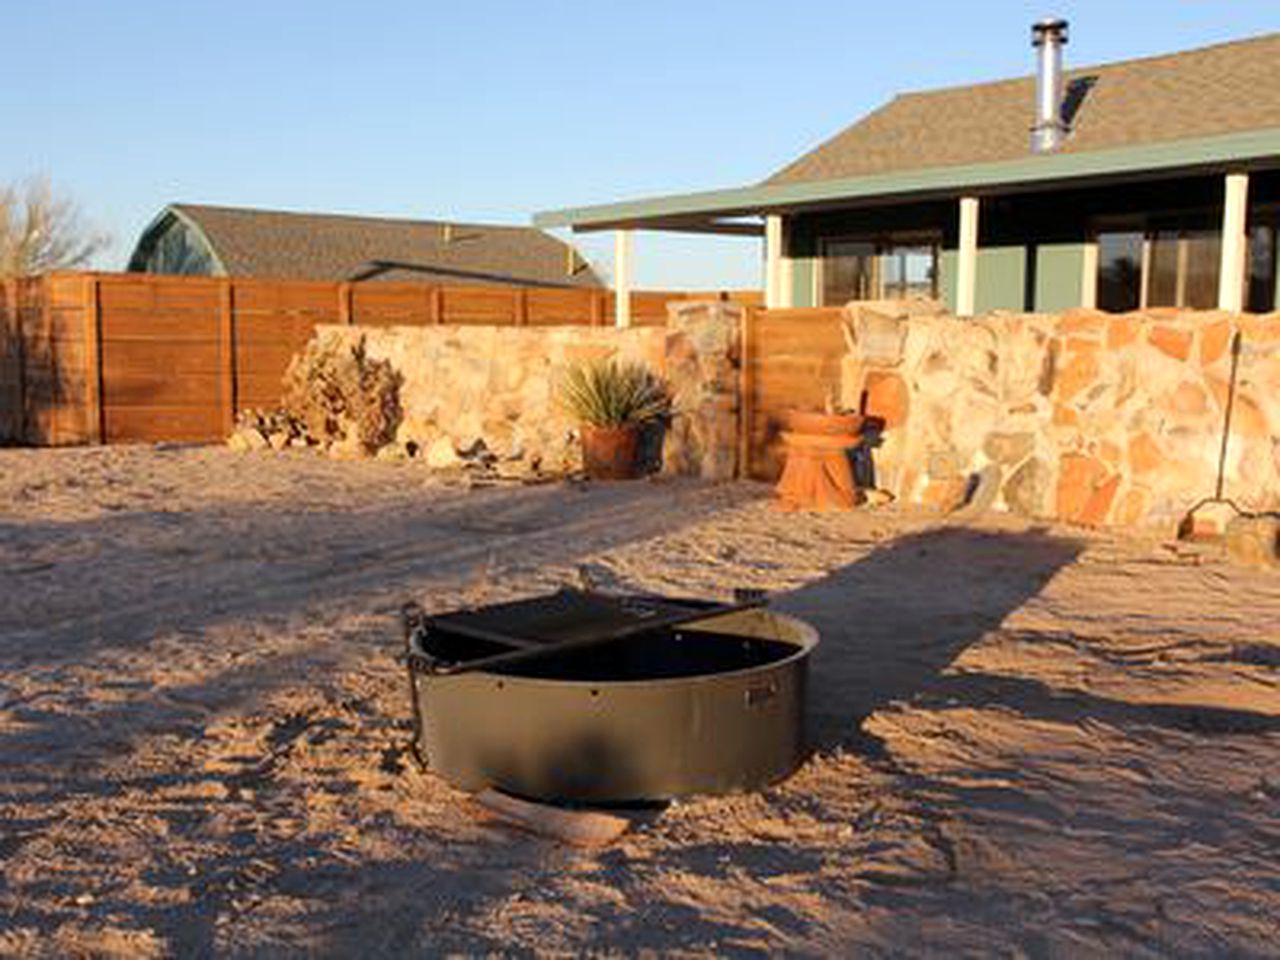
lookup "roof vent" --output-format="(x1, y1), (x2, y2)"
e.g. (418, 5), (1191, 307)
(1030, 17), (1069, 153)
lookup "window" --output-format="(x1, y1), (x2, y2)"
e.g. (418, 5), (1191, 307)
(820, 237), (938, 305)
(1247, 221), (1278, 313)
(1096, 232), (1143, 312)
(1096, 228), (1222, 312)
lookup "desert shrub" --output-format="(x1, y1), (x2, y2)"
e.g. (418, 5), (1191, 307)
(281, 335), (401, 451)
(559, 359), (670, 427)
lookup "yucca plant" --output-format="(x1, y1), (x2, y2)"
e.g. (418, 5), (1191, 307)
(559, 360), (670, 428)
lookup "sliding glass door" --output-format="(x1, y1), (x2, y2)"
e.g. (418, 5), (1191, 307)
(820, 236), (939, 306)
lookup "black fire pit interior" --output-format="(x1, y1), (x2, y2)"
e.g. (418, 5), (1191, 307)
(402, 588), (818, 804)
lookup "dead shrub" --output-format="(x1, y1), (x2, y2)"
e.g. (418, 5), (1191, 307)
(281, 335), (402, 452)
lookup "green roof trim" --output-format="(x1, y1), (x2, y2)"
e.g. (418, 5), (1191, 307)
(533, 127), (1280, 231)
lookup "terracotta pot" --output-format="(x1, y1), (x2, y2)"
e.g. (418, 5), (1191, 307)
(784, 410), (865, 436)
(580, 424), (642, 480)
(775, 409), (864, 511)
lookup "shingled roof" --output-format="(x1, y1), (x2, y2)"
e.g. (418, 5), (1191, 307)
(767, 32), (1280, 186)
(137, 204), (600, 287)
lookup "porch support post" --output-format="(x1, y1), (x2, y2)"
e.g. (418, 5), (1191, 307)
(765, 215), (784, 308)
(614, 229), (633, 328)
(1218, 171), (1249, 313)
(957, 196), (980, 317)
(1080, 241), (1098, 309)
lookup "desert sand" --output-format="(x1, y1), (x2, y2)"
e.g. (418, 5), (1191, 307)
(1, 444), (1277, 956)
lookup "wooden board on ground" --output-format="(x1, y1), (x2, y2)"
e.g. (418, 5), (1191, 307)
(472, 788), (631, 847)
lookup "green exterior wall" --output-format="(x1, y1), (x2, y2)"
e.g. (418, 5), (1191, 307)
(1033, 243), (1086, 312)
(939, 249), (958, 312)
(973, 246), (1026, 313)
(788, 256), (818, 307)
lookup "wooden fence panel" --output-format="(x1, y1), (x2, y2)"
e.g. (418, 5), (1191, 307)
(96, 274), (223, 442)
(742, 307), (846, 481)
(20, 275), (91, 445)
(0, 280), (23, 440)
(525, 288), (595, 326)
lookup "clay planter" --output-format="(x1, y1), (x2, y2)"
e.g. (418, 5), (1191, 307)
(580, 424), (642, 480)
(775, 410), (865, 511)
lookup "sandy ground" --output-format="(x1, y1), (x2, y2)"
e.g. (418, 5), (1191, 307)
(1, 444), (1278, 957)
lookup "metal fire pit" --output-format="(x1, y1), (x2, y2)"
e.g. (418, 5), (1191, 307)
(401, 588), (817, 804)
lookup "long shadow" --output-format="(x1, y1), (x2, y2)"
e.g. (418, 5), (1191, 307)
(772, 526), (1086, 753)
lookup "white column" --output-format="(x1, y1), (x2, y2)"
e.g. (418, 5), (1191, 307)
(614, 229), (633, 328)
(956, 196), (980, 317)
(1080, 241), (1098, 309)
(765, 215), (783, 309)
(1218, 172), (1249, 313)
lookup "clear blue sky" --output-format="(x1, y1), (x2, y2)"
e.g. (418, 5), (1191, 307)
(3, 1), (1276, 288)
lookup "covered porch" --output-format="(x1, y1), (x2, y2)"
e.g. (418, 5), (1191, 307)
(534, 130), (1280, 321)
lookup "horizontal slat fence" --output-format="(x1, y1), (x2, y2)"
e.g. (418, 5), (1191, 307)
(1, 271), (760, 445)
(740, 307), (847, 481)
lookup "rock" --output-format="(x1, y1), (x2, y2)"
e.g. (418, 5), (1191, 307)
(375, 443), (408, 462)
(238, 428), (269, 452)
(1003, 457), (1051, 517)
(328, 435), (366, 460)
(425, 436), (464, 470)
(983, 432), (1035, 465)
(1224, 515), (1280, 568)
(921, 475), (968, 513)
(861, 488), (894, 508)
(952, 464), (1002, 518)
(226, 431), (251, 453)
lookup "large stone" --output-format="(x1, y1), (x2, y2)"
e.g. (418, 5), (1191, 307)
(1056, 453), (1110, 524)
(425, 435), (464, 470)
(1149, 325), (1193, 362)
(1128, 432), (1163, 475)
(849, 306), (908, 367)
(1003, 457), (1051, 517)
(1199, 318), (1233, 366)
(863, 370), (910, 428)
(983, 431), (1035, 465)
(1225, 515), (1280, 568)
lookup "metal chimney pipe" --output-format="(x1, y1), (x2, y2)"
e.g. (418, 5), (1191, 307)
(1030, 17), (1069, 153)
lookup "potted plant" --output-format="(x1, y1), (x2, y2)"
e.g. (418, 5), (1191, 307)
(560, 359), (670, 480)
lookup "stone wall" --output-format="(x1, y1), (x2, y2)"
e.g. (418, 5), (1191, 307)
(312, 301), (742, 478)
(843, 306), (1280, 528)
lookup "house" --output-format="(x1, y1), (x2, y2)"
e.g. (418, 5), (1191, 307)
(535, 22), (1280, 319)
(129, 204), (600, 288)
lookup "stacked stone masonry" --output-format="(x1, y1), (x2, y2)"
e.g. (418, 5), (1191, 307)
(312, 301), (742, 481)
(842, 305), (1280, 529)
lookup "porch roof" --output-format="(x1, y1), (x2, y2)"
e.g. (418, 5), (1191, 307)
(533, 127), (1280, 234)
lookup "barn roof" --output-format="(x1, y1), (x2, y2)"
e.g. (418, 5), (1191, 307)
(131, 204), (601, 287)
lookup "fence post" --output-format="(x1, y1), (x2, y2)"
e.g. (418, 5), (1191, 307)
(513, 288), (528, 326)
(589, 290), (604, 327)
(431, 286), (444, 324)
(83, 274), (103, 444)
(219, 278), (236, 435)
(338, 282), (353, 325)
(737, 306), (755, 480)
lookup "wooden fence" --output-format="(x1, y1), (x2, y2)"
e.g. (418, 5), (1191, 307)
(739, 307), (846, 481)
(0, 272), (762, 445)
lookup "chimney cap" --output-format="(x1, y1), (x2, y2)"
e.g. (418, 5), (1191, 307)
(1031, 17), (1069, 45)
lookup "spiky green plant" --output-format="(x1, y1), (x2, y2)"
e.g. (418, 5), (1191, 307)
(559, 359), (670, 427)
